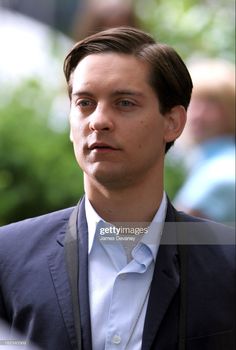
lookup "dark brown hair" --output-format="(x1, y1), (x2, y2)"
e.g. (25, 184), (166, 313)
(63, 26), (193, 151)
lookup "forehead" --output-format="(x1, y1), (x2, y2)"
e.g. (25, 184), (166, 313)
(71, 53), (152, 91)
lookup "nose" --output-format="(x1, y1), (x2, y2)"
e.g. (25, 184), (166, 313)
(89, 103), (114, 132)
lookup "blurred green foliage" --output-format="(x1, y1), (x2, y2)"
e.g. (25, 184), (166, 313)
(164, 156), (186, 200)
(0, 80), (83, 225)
(0, 0), (235, 224)
(136, 0), (235, 62)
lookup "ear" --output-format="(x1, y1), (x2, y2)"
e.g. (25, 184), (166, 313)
(163, 105), (187, 143)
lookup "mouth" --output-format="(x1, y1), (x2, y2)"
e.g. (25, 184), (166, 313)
(88, 142), (119, 152)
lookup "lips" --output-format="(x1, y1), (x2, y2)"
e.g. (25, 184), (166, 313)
(88, 142), (118, 151)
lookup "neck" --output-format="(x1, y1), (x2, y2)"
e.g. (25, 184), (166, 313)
(84, 174), (164, 223)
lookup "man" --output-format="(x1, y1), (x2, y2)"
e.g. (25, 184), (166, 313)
(174, 59), (235, 223)
(0, 27), (235, 350)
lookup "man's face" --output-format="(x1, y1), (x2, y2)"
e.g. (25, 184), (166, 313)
(69, 53), (171, 189)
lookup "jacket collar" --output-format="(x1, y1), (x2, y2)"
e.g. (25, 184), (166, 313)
(142, 200), (180, 349)
(52, 198), (92, 350)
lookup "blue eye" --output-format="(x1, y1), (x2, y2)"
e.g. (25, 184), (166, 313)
(118, 100), (135, 107)
(78, 99), (93, 107)
(75, 99), (97, 112)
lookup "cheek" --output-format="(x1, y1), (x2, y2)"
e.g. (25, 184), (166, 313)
(69, 124), (84, 160)
(132, 121), (149, 146)
(135, 118), (164, 150)
(70, 114), (85, 140)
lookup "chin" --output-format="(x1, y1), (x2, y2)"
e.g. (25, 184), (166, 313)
(88, 166), (134, 190)
(94, 173), (126, 188)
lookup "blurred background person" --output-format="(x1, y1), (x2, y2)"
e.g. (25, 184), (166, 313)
(174, 59), (235, 224)
(72, 0), (139, 41)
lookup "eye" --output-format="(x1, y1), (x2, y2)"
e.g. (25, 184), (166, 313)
(76, 99), (96, 109)
(117, 99), (136, 108)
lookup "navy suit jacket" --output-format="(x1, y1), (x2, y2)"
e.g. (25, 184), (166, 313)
(0, 197), (235, 350)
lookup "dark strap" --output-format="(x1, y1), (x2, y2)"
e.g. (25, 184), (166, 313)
(64, 206), (82, 350)
(176, 212), (188, 350)
(178, 243), (187, 350)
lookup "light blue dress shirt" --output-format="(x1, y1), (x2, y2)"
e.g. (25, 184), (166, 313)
(86, 194), (167, 350)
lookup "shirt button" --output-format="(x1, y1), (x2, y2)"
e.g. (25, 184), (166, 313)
(112, 334), (121, 344)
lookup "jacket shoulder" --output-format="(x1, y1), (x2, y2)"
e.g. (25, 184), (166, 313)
(0, 207), (75, 250)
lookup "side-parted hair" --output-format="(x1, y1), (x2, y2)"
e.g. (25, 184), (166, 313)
(63, 26), (193, 151)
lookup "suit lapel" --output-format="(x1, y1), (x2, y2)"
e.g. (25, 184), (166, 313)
(47, 197), (92, 350)
(142, 201), (180, 350)
(47, 215), (78, 350)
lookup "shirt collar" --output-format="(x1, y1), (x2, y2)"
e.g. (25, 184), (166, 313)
(85, 196), (103, 254)
(85, 192), (167, 257)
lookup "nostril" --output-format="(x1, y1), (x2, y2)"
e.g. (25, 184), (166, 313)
(89, 120), (113, 132)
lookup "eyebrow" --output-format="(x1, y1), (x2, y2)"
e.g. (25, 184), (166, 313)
(71, 89), (145, 98)
(111, 90), (145, 98)
(71, 90), (94, 98)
